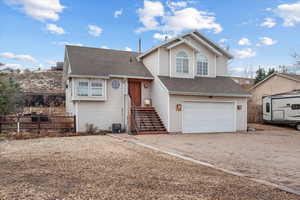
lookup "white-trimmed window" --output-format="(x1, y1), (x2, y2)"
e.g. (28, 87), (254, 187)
(196, 53), (208, 76)
(91, 80), (103, 97)
(176, 51), (189, 73)
(76, 79), (105, 98)
(77, 80), (89, 96)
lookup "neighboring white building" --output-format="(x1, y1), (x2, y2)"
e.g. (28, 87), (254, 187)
(63, 31), (250, 134)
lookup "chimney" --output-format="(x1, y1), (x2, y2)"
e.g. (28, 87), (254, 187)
(138, 38), (142, 53)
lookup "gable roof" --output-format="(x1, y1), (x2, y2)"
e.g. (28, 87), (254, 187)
(250, 73), (300, 91)
(66, 45), (153, 79)
(159, 76), (251, 97)
(138, 30), (233, 60)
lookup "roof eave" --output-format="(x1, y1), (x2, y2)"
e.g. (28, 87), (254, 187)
(169, 91), (251, 98)
(68, 74), (154, 80)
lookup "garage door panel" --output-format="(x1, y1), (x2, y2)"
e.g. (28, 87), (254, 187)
(183, 102), (235, 133)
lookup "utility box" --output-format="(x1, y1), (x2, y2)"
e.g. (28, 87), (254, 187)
(112, 123), (122, 133)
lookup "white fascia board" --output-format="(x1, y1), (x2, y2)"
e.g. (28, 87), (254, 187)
(190, 33), (223, 57)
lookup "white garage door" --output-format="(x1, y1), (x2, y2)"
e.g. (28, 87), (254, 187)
(183, 102), (235, 133)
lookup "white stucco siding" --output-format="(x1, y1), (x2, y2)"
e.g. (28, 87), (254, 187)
(65, 79), (75, 114)
(158, 47), (169, 76)
(169, 95), (248, 133)
(216, 56), (228, 76)
(151, 78), (170, 130)
(75, 79), (125, 132)
(143, 50), (158, 75)
(141, 81), (151, 106)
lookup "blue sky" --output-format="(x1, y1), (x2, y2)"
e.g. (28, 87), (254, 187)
(0, 0), (300, 76)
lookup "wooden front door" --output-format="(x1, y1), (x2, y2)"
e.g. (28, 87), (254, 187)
(128, 80), (141, 106)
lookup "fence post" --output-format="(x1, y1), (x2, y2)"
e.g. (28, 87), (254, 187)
(73, 115), (76, 133)
(17, 116), (20, 133)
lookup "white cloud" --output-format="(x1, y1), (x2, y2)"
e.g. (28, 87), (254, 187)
(100, 45), (108, 49)
(124, 47), (132, 51)
(0, 52), (37, 63)
(46, 23), (65, 35)
(219, 38), (228, 43)
(137, 0), (165, 32)
(234, 48), (256, 59)
(163, 7), (222, 34)
(167, 1), (187, 11)
(5, 0), (65, 22)
(238, 38), (251, 46)
(258, 37), (277, 46)
(52, 41), (83, 46)
(88, 25), (102, 37)
(153, 33), (174, 40)
(273, 1), (300, 27)
(260, 18), (276, 28)
(137, 0), (222, 34)
(114, 9), (123, 18)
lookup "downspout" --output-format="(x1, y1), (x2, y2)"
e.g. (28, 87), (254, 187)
(123, 78), (127, 132)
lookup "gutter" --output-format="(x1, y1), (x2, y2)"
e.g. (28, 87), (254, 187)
(169, 91), (252, 98)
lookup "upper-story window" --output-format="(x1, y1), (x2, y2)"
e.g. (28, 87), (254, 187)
(176, 51), (189, 73)
(76, 79), (105, 97)
(77, 80), (89, 96)
(91, 80), (103, 97)
(196, 53), (208, 76)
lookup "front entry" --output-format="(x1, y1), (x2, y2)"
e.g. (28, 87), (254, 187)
(128, 80), (141, 106)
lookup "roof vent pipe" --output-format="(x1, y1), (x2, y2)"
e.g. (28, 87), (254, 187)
(138, 38), (142, 54)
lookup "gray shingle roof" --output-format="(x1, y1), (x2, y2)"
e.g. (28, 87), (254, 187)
(66, 45), (153, 79)
(159, 76), (251, 97)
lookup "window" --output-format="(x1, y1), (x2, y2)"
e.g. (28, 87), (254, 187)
(266, 102), (270, 113)
(176, 51), (189, 73)
(77, 81), (89, 96)
(291, 104), (300, 110)
(91, 80), (103, 96)
(76, 79), (105, 97)
(196, 53), (208, 76)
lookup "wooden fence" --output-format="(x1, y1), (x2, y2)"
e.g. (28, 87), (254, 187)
(248, 103), (263, 123)
(0, 115), (76, 134)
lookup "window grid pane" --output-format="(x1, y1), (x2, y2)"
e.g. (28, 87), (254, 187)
(91, 81), (103, 97)
(176, 51), (189, 74)
(77, 81), (88, 96)
(196, 54), (208, 76)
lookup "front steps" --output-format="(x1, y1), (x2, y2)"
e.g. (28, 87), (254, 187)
(132, 107), (167, 135)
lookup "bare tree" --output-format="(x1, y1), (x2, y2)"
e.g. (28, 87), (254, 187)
(291, 52), (300, 72)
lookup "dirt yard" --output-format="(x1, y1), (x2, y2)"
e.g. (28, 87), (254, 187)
(0, 136), (298, 200)
(121, 130), (300, 194)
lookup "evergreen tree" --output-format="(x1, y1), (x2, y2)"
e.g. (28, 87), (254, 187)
(0, 78), (24, 115)
(254, 68), (266, 84)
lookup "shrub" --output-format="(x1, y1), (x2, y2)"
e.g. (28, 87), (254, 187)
(85, 123), (98, 135)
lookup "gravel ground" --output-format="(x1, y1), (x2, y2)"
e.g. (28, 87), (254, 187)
(0, 136), (299, 200)
(121, 130), (300, 193)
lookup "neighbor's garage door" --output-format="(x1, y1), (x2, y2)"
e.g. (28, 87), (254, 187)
(183, 102), (235, 133)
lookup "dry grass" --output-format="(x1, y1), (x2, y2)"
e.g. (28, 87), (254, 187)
(0, 136), (298, 200)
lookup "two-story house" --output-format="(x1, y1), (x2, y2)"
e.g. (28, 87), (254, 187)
(63, 31), (250, 134)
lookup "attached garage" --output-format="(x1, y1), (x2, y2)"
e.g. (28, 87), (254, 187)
(182, 101), (236, 133)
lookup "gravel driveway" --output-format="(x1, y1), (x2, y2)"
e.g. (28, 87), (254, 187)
(0, 136), (299, 200)
(121, 130), (300, 193)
